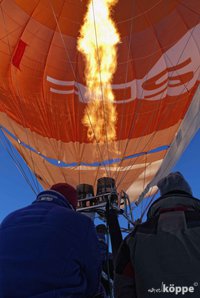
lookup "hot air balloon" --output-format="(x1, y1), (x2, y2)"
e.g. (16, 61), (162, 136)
(0, 0), (200, 219)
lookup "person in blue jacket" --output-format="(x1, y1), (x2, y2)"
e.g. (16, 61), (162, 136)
(0, 183), (102, 298)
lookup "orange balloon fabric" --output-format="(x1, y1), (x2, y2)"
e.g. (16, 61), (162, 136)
(0, 0), (199, 201)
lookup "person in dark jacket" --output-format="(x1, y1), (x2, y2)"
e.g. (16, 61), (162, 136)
(0, 183), (102, 298)
(114, 172), (200, 298)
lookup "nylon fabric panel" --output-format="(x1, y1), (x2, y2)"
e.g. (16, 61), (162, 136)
(6, 132), (166, 201)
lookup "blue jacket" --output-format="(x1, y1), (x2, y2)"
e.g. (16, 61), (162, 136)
(0, 190), (101, 298)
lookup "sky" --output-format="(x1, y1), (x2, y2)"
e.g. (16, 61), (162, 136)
(0, 129), (200, 223)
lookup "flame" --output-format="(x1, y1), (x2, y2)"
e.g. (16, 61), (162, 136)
(78, 0), (120, 143)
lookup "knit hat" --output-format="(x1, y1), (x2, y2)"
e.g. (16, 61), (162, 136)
(157, 172), (192, 196)
(50, 183), (78, 209)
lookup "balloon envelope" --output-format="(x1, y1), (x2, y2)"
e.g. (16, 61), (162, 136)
(0, 0), (200, 202)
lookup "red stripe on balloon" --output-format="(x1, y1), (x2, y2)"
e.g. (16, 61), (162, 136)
(12, 40), (27, 69)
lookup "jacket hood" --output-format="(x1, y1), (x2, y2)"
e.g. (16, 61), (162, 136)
(157, 172), (192, 196)
(33, 190), (75, 210)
